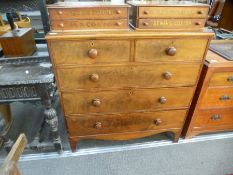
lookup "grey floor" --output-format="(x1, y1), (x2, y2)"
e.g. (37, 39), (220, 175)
(1, 95), (233, 175)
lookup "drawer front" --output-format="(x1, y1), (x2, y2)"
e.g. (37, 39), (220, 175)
(137, 19), (206, 29)
(200, 87), (233, 108)
(62, 87), (194, 115)
(66, 110), (187, 136)
(209, 72), (233, 87)
(135, 38), (208, 62)
(57, 64), (201, 90)
(138, 7), (209, 18)
(194, 108), (233, 127)
(51, 19), (128, 30)
(49, 40), (130, 65)
(48, 7), (128, 20)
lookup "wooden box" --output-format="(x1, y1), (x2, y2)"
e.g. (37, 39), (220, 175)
(128, 1), (209, 31)
(183, 42), (233, 138)
(47, 2), (130, 31)
(0, 28), (36, 57)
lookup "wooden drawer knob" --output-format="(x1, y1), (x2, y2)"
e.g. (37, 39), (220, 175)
(116, 10), (121, 14)
(94, 122), (102, 129)
(116, 22), (122, 26)
(60, 23), (64, 28)
(163, 71), (172, 80)
(154, 119), (162, 126)
(92, 98), (101, 107)
(197, 10), (203, 14)
(88, 49), (98, 59)
(58, 10), (63, 15)
(159, 96), (167, 104)
(144, 10), (149, 15)
(227, 76), (233, 82)
(166, 47), (176, 56)
(211, 114), (221, 121)
(89, 73), (99, 82)
(195, 22), (201, 26)
(143, 22), (149, 26)
(219, 95), (231, 101)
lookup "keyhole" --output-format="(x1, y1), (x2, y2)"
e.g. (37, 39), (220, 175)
(91, 42), (94, 47)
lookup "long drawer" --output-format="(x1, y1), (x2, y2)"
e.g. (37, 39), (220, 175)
(56, 63), (201, 90)
(200, 87), (233, 108)
(48, 40), (131, 65)
(209, 71), (233, 87)
(137, 6), (209, 19)
(61, 87), (194, 115)
(135, 38), (208, 62)
(137, 19), (206, 30)
(50, 19), (128, 31)
(48, 7), (128, 20)
(193, 108), (233, 128)
(66, 110), (187, 136)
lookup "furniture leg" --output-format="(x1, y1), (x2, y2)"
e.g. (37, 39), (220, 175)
(69, 139), (77, 153)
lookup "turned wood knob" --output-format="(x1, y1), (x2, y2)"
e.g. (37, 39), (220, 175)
(143, 22), (149, 26)
(144, 10), (149, 15)
(92, 98), (101, 107)
(154, 119), (162, 126)
(116, 22), (122, 26)
(163, 71), (172, 80)
(88, 49), (98, 59)
(116, 9), (121, 14)
(197, 10), (203, 14)
(89, 73), (99, 82)
(60, 23), (64, 28)
(58, 10), (63, 15)
(195, 22), (201, 25)
(94, 122), (102, 129)
(166, 47), (177, 56)
(159, 96), (167, 104)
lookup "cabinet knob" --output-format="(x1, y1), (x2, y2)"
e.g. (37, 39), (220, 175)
(92, 98), (101, 107)
(88, 49), (98, 59)
(197, 10), (203, 14)
(94, 122), (102, 129)
(166, 47), (177, 56)
(227, 76), (233, 82)
(58, 10), (63, 15)
(159, 96), (167, 104)
(163, 71), (172, 80)
(60, 23), (64, 28)
(211, 114), (221, 121)
(219, 95), (231, 101)
(144, 10), (149, 15)
(154, 119), (162, 126)
(143, 22), (149, 26)
(89, 73), (99, 82)
(116, 22), (122, 26)
(195, 22), (201, 25)
(116, 10), (121, 14)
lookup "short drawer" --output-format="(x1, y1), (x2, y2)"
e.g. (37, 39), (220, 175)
(137, 19), (206, 30)
(66, 110), (187, 136)
(56, 63), (201, 90)
(50, 19), (128, 31)
(200, 87), (233, 108)
(48, 7), (128, 20)
(138, 6), (209, 19)
(193, 108), (233, 128)
(135, 38), (208, 62)
(48, 40), (130, 65)
(61, 87), (194, 115)
(209, 71), (233, 87)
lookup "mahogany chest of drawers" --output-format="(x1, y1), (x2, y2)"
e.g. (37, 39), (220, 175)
(46, 31), (213, 151)
(183, 44), (233, 138)
(128, 1), (209, 31)
(47, 2), (130, 31)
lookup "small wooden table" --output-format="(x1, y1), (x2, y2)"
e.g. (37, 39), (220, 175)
(0, 44), (62, 153)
